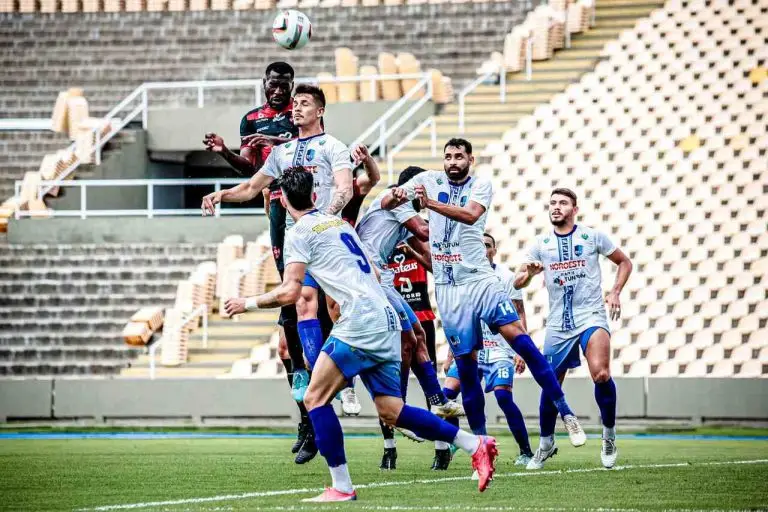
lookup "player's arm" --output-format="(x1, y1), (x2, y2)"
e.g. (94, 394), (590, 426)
(203, 132), (257, 176)
(327, 168), (354, 215)
(514, 261), (543, 289)
(201, 170), (274, 215)
(403, 215), (429, 242)
(414, 176), (490, 225)
(262, 188), (271, 218)
(512, 299), (527, 332)
(403, 238), (432, 272)
(223, 261), (305, 315)
(442, 347), (454, 374)
(605, 248), (633, 321)
(351, 145), (380, 195)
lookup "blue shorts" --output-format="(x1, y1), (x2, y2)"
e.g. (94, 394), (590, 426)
(322, 335), (402, 398)
(544, 321), (610, 373)
(383, 285), (418, 331)
(303, 272), (320, 289)
(445, 360), (514, 393)
(436, 276), (520, 357)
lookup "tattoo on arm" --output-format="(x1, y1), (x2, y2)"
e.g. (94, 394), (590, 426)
(257, 289), (282, 309)
(325, 187), (352, 215)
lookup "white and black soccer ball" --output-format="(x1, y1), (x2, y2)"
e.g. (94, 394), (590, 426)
(272, 9), (312, 50)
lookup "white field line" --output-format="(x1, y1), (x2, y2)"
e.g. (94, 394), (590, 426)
(77, 459), (768, 512)
(146, 507), (766, 512)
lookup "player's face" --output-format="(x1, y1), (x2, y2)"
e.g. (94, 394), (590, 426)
(484, 236), (496, 264)
(263, 71), (293, 110)
(549, 194), (577, 226)
(292, 94), (324, 127)
(443, 145), (473, 182)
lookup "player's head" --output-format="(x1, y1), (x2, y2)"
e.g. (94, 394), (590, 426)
(264, 62), (294, 110)
(398, 166), (427, 186)
(279, 167), (315, 218)
(483, 232), (497, 264)
(293, 84), (325, 129)
(443, 138), (474, 182)
(549, 188), (579, 227)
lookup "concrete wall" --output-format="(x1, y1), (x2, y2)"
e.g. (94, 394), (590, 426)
(1, 378), (766, 424)
(146, 101), (434, 151)
(7, 216), (269, 244)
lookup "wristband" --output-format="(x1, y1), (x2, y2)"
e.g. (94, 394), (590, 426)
(245, 297), (260, 311)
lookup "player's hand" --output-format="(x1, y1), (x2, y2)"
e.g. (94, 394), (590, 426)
(242, 134), (284, 148)
(514, 355), (526, 374)
(223, 298), (247, 317)
(351, 144), (372, 165)
(525, 261), (544, 277)
(414, 184), (429, 209)
(390, 187), (408, 202)
(203, 132), (225, 153)
(606, 290), (622, 321)
(201, 191), (223, 216)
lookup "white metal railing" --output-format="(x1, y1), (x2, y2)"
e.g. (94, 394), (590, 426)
(386, 117), (437, 184)
(149, 304), (208, 380)
(15, 178), (265, 219)
(0, 119), (52, 131)
(350, 74), (434, 160)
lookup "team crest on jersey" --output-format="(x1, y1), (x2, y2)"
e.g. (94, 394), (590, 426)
(437, 192), (449, 204)
(460, 196), (468, 207)
(575, 245), (584, 256)
(581, 233), (589, 240)
(306, 149), (316, 161)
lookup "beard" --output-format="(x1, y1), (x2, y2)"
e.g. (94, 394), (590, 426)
(445, 164), (470, 182)
(550, 215), (567, 226)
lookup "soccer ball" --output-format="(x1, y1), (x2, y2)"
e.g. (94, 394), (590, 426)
(272, 10), (312, 50)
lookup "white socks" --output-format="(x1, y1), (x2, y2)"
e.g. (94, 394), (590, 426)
(603, 426), (616, 440)
(329, 464), (353, 494)
(435, 440), (451, 450)
(540, 434), (555, 450)
(384, 438), (396, 449)
(452, 430), (480, 455)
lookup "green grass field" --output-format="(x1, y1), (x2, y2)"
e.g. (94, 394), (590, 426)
(1, 432), (767, 512)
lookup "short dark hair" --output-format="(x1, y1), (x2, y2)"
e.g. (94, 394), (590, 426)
(483, 232), (496, 247)
(551, 188), (578, 206)
(398, 166), (427, 186)
(444, 138), (472, 155)
(265, 61), (294, 79)
(279, 167), (314, 211)
(295, 83), (326, 108)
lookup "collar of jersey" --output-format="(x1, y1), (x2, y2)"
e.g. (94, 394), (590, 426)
(298, 132), (325, 142)
(554, 224), (578, 238)
(307, 209), (320, 215)
(448, 175), (472, 187)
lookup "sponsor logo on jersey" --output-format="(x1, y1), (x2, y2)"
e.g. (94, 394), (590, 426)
(384, 262), (419, 273)
(581, 233), (589, 240)
(543, 237), (550, 244)
(274, 113), (286, 122)
(433, 253), (464, 263)
(549, 259), (586, 271)
(437, 191), (449, 204)
(432, 240), (460, 251)
(319, 139), (326, 146)
(437, 178), (444, 185)
(575, 244), (584, 256)
(272, 246), (282, 261)
(448, 335), (461, 346)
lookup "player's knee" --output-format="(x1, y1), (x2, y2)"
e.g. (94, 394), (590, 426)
(500, 321), (526, 340)
(303, 387), (324, 411)
(376, 405), (401, 425)
(592, 367), (611, 383)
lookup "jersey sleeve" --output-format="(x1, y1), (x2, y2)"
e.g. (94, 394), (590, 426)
(330, 139), (352, 173)
(469, 177), (493, 210)
(595, 230), (617, 256)
(392, 201), (419, 224)
(503, 269), (524, 300)
(239, 114), (249, 138)
(284, 229), (311, 265)
(525, 238), (542, 263)
(398, 170), (430, 199)
(260, 146), (281, 179)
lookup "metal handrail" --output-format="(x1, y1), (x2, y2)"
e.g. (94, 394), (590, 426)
(386, 116), (437, 184)
(149, 304), (208, 380)
(18, 178), (262, 219)
(458, 70), (499, 133)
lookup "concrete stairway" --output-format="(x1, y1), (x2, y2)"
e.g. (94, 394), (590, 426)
(120, 310), (279, 378)
(371, 0), (665, 197)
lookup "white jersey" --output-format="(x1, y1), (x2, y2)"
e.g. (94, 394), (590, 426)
(399, 170), (494, 286)
(261, 133), (351, 225)
(479, 264), (522, 366)
(525, 225), (616, 332)
(284, 211), (401, 358)
(355, 188), (419, 288)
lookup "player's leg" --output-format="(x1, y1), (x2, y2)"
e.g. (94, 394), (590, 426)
(278, 326), (312, 454)
(296, 278), (322, 369)
(379, 419), (397, 470)
(492, 300), (585, 447)
(301, 343), (357, 502)
(421, 318), (437, 371)
(436, 284), (487, 436)
(367, 359), (498, 492)
(432, 362), (461, 470)
(322, 292), (361, 416)
(490, 370), (533, 464)
(583, 327), (618, 468)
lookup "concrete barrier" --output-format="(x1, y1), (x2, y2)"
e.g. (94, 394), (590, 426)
(646, 378), (768, 420)
(0, 380), (53, 421)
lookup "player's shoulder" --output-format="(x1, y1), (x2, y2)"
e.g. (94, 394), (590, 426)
(316, 132), (346, 149)
(241, 104), (266, 123)
(494, 263), (515, 280)
(470, 174), (493, 187)
(575, 225), (604, 241)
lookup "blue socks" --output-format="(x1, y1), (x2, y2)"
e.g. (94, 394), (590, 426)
(395, 404), (459, 443)
(297, 319), (323, 368)
(494, 389), (532, 456)
(455, 355), (487, 435)
(539, 390), (559, 438)
(400, 363), (410, 400)
(308, 404), (346, 467)
(442, 386), (459, 401)
(595, 378), (617, 428)
(412, 361), (447, 406)
(511, 334), (573, 417)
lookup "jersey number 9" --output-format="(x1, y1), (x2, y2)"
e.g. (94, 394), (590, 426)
(340, 233), (371, 274)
